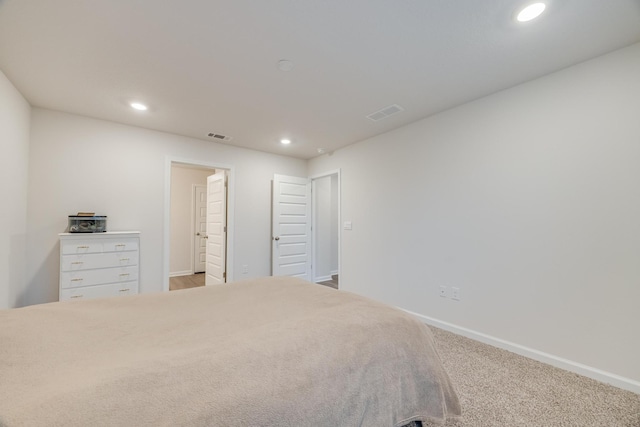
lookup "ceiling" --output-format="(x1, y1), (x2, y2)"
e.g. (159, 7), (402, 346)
(1, 1), (639, 160)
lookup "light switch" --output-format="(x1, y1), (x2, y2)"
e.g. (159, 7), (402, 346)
(343, 221), (352, 230)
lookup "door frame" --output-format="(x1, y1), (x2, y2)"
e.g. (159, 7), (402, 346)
(163, 156), (235, 292)
(310, 169), (341, 285)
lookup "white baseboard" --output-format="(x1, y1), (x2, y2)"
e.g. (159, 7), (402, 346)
(169, 270), (193, 277)
(314, 275), (332, 283)
(330, 270), (339, 276)
(401, 308), (640, 395)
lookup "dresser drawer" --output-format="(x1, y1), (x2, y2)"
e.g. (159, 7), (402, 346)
(60, 281), (138, 301)
(103, 239), (139, 253)
(60, 265), (139, 289)
(61, 251), (138, 271)
(61, 241), (104, 255)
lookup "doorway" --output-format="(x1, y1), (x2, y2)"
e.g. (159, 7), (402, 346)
(163, 157), (235, 292)
(311, 171), (340, 288)
(271, 170), (340, 288)
(169, 164), (212, 279)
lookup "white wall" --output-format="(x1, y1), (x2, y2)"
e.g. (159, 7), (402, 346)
(169, 164), (212, 276)
(0, 70), (30, 310)
(25, 108), (307, 306)
(309, 43), (640, 387)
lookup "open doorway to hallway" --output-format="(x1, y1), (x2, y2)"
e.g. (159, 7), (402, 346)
(169, 163), (214, 282)
(164, 158), (235, 292)
(312, 171), (340, 289)
(271, 171), (340, 288)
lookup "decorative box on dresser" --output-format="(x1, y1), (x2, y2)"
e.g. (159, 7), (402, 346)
(59, 231), (140, 301)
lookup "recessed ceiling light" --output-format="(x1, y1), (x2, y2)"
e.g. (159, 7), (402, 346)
(280, 139), (291, 145)
(516, 2), (546, 22)
(130, 102), (148, 111)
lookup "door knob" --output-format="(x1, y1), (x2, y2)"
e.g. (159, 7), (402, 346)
(274, 236), (280, 241)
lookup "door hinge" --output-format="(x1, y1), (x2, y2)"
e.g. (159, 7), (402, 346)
(223, 272), (227, 280)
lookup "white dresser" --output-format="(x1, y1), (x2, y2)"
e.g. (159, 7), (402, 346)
(59, 231), (140, 301)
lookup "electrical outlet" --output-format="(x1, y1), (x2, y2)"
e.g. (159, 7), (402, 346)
(241, 264), (249, 274)
(451, 287), (460, 301)
(439, 285), (447, 298)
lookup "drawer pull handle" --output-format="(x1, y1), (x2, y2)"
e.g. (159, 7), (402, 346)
(71, 278), (84, 282)
(71, 261), (84, 265)
(71, 295), (83, 299)
(119, 288), (130, 292)
(119, 273), (130, 277)
(77, 245), (89, 249)
(120, 258), (130, 262)
(115, 244), (126, 248)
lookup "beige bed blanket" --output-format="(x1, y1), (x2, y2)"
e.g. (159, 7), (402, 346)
(0, 276), (460, 426)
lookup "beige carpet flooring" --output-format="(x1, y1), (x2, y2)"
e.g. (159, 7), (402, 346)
(421, 326), (640, 427)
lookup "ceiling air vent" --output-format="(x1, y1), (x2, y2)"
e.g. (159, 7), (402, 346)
(366, 104), (405, 122)
(207, 132), (233, 142)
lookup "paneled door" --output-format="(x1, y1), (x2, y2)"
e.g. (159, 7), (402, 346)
(271, 174), (311, 279)
(206, 171), (226, 285)
(193, 184), (207, 273)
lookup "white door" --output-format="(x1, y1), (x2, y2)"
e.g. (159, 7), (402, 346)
(206, 172), (226, 285)
(193, 184), (207, 273)
(272, 174), (312, 279)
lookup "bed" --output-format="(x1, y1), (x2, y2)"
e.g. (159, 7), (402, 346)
(0, 276), (460, 426)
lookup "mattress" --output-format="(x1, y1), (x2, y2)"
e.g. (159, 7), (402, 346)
(0, 276), (460, 426)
